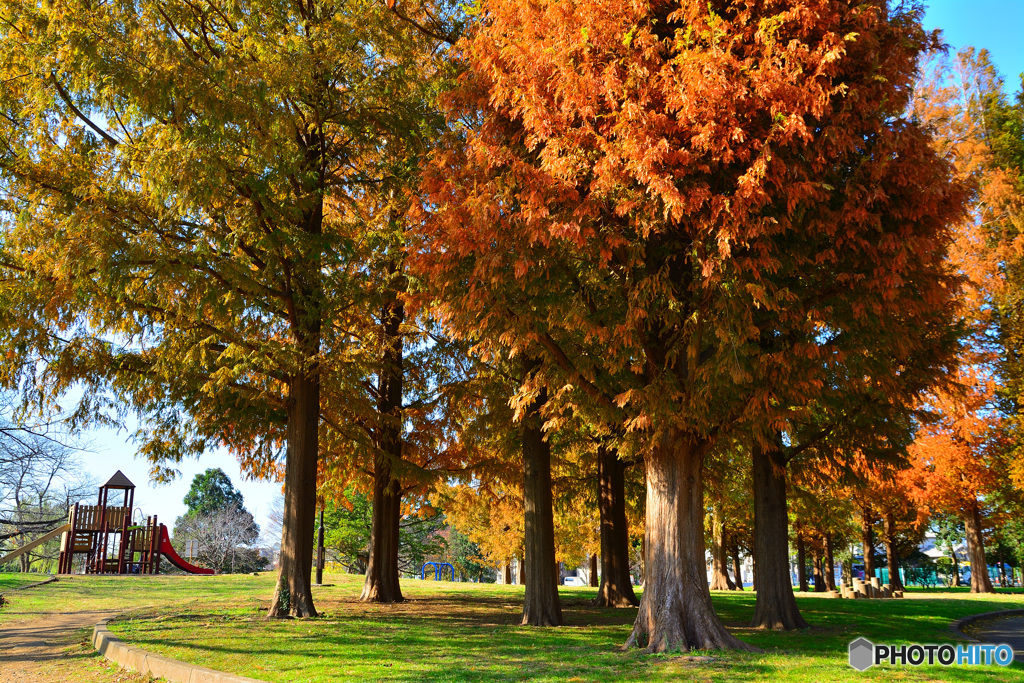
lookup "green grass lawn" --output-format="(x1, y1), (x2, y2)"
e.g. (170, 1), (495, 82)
(0, 571), (51, 590)
(2, 572), (1022, 682)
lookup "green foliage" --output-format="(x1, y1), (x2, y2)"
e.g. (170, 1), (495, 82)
(931, 513), (965, 558)
(442, 528), (494, 582)
(182, 469), (245, 518)
(322, 491), (446, 576)
(170, 468), (263, 573)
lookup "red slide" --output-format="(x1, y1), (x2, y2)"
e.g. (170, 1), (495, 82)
(157, 524), (215, 575)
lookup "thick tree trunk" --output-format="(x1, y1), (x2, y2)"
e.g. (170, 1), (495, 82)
(360, 452), (403, 602)
(824, 532), (836, 591)
(796, 533), (808, 592)
(732, 548), (744, 590)
(709, 504), (735, 591)
(964, 501), (994, 594)
(589, 553), (599, 587)
(361, 287), (405, 604)
(750, 437), (807, 630)
(625, 431), (752, 651)
(861, 506), (875, 579)
(268, 373), (320, 618)
(521, 379), (562, 626)
(812, 548), (825, 592)
(594, 444), (639, 607)
(883, 512), (904, 590)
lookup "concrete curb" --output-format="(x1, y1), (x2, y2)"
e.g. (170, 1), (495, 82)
(92, 618), (269, 683)
(950, 609), (1024, 643)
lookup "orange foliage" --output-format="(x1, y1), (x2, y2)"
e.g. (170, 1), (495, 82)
(904, 371), (1004, 515)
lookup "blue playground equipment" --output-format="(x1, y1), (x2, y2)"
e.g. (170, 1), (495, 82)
(421, 561), (455, 581)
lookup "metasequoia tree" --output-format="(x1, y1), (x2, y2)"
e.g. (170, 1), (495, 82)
(0, 0), (445, 615)
(908, 50), (1024, 594)
(549, 438), (601, 586)
(706, 447), (748, 591)
(594, 442), (641, 606)
(749, 285), (960, 629)
(905, 373), (1002, 593)
(417, 0), (964, 651)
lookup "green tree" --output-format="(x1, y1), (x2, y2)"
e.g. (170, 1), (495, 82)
(443, 528), (494, 582)
(931, 513), (966, 586)
(321, 490), (446, 576)
(181, 469), (245, 519)
(0, 0), (453, 617)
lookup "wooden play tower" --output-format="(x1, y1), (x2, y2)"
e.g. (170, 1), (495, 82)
(0, 470), (212, 575)
(58, 470), (163, 575)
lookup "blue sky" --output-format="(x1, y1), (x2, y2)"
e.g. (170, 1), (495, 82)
(73, 1), (1024, 539)
(924, 0), (1024, 90)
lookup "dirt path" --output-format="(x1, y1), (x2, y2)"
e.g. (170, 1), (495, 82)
(0, 609), (148, 683)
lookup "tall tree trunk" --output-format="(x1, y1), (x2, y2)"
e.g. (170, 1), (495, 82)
(589, 553), (599, 587)
(860, 506), (875, 579)
(750, 436), (806, 630)
(594, 444), (639, 607)
(732, 548), (744, 590)
(812, 548), (825, 592)
(949, 543), (961, 586)
(315, 507), (324, 586)
(964, 501), (994, 594)
(824, 532), (836, 591)
(625, 430), (752, 651)
(709, 503), (734, 590)
(361, 453), (402, 602)
(521, 375), (562, 626)
(268, 372), (320, 618)
(268, 153), (324, 619)
(639, 535), (646, 585)
(361, 284), (405, 603)
(883, 512), (904, 590)
(796, 532), (808, 592)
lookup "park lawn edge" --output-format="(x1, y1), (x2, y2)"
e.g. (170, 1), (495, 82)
(95, 573), (1024, 683)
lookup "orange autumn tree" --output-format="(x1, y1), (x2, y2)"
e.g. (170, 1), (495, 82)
(416, 0), (965, 651)
(904, 372), (1004, 593)
(906, 48), (1024, 595)
(437, 480), (524, 578)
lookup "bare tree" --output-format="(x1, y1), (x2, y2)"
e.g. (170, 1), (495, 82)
(262, 494), (284, 551)
(174, 504), (264, 573)
(0, 394), (92, 570)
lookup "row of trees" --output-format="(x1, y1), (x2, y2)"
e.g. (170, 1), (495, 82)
(0, 0), (1022, 652)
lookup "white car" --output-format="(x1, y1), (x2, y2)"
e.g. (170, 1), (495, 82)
(562, 576), (587, 586)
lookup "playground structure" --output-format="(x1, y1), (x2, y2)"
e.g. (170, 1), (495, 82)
(421, 562), (455, 581)
(0, 470), (212, 575)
